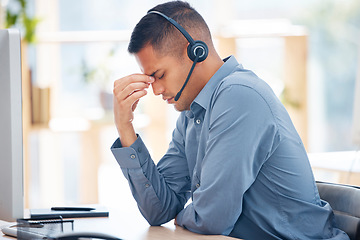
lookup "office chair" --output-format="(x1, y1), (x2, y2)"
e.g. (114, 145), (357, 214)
(316, 181), (360, 240)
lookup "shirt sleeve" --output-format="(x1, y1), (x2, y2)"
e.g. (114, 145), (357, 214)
(110, 117), (191, 226)
(176, 84), (279, 235)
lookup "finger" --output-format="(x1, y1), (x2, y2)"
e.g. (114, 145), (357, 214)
(122, 89), (148, 109)
(114, 82), (149, 101)
(113, 90), (147, 124)
(113, 83), (148, 108)
(113, 74), (153, 102)
(114, 74), (154, 92)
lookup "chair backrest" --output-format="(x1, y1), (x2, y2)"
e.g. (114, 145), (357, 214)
(316, 181), (360, 240)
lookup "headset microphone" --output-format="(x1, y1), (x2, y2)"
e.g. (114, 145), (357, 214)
(175, 54), (199, 101)
(147, 11), (208, 101)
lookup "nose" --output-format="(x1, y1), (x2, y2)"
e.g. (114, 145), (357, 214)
(151, 80), (165, 96)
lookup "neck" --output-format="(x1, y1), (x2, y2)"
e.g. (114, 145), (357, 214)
(198, 53), (224, 87)
(184, 52), (224, 108)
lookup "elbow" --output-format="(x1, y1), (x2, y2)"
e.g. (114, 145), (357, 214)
(138, 196), (185, 226)
(145, 215), (172, 226)
(140, 202), (184, 226)
(147, 219), (162, 226)
(141, 210), (175, 226)
(182, 218), (233, 236)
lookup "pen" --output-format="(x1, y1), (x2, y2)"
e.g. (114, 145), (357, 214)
(51, 207), (95, 211)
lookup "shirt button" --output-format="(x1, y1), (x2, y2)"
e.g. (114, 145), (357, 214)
(145, 183), (150, 188)
(138, 147), (142, 153)
(196, 119), (201, 124)
(130, 154), (136, 159)
(196, 183), (200, 188)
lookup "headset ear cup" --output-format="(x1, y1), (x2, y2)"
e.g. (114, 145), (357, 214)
(187, 40), (208, 62)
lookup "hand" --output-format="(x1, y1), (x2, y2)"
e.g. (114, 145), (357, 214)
(113, 74), (154, 146)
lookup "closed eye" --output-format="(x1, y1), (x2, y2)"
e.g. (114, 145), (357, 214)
(158, 73), (165, 80)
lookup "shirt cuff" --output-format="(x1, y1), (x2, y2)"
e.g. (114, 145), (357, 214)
(110, 135), (150, 169)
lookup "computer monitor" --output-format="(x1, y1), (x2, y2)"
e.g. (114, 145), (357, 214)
(353, 65), (360, 146)
(0, 29), (24, 221)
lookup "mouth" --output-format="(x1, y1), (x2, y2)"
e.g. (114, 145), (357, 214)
(163, 96), (174, 104)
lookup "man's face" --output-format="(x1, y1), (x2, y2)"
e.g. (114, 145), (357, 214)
(135, 44), (199, 111)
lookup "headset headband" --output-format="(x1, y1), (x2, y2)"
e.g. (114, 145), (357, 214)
(147, 11), (195, 45)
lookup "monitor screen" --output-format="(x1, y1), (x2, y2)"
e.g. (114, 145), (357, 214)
(0, 29), (24, 221)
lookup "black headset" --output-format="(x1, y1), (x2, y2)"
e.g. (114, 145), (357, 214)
(147, 11), (209, 101)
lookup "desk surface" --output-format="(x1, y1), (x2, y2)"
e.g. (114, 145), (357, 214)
(1, 208), (237, 240)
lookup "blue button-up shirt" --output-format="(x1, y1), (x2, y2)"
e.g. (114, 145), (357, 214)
(111, 56), (348, 239)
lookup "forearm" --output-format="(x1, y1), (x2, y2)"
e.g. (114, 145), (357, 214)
(122, 159), (183, 225)
(116, 122), (137, 147)
(111, 136), (190, 225)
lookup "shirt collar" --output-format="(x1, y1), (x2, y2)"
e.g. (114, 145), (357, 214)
(190, 55), (241, 114)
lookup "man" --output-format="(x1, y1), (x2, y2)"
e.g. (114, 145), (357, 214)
(111, 1), (349, 239)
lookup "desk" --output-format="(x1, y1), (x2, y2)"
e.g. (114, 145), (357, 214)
(1, 208), (237, 240)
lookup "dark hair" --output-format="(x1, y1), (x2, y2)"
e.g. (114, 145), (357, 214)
(128, 1), (211, 57)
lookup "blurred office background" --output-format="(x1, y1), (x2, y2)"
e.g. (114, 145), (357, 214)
(1, 0), (360, 209)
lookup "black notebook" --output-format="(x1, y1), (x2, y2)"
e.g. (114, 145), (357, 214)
(30, 206), (109, 220)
